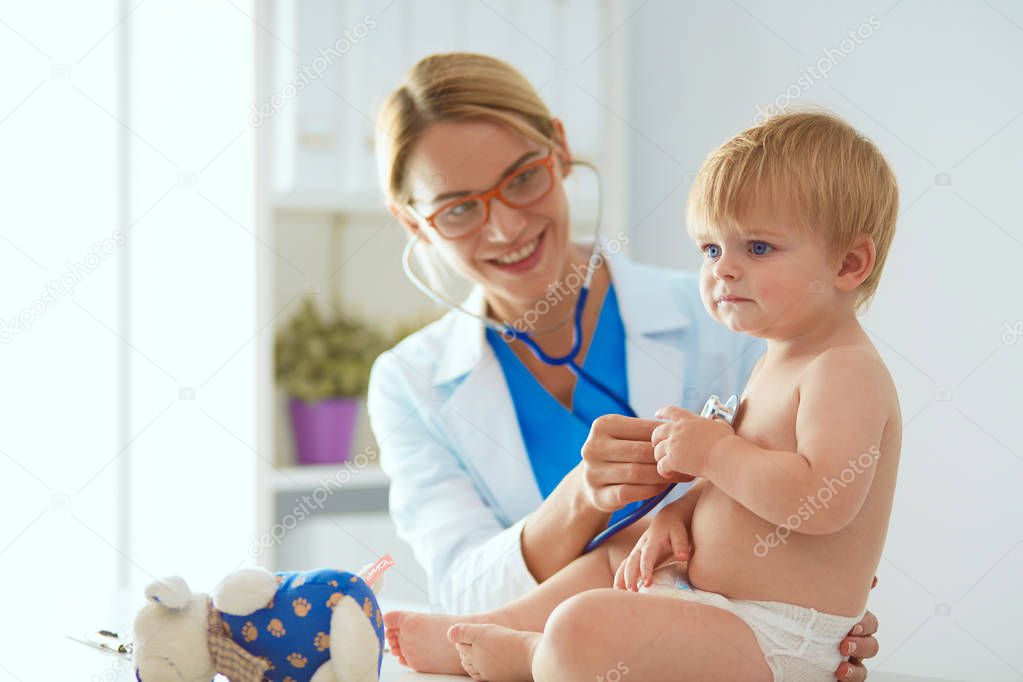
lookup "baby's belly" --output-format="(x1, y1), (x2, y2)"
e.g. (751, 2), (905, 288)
(686, 485), (869, 616)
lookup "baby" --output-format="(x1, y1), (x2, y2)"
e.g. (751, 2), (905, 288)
(384, 111), (901, 682)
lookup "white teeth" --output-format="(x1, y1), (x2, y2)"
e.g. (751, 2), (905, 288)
(494, 235), (541, 265)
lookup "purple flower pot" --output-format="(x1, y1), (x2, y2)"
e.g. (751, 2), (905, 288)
(288, 396), (360, 465)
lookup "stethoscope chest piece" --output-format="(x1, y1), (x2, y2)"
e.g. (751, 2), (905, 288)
(700, 394), (740, 425)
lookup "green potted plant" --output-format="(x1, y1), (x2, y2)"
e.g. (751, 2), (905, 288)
(275, 298), (390, 465)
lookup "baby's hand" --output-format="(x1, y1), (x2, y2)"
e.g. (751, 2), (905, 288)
(614, 509), (692, 592)
(651, 405), (735, 478)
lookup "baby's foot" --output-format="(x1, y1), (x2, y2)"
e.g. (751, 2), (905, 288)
(384, 609), (481, 674)
(447, 623), (540, 682)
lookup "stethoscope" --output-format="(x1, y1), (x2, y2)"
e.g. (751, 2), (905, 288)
(401, 160), (741, 552)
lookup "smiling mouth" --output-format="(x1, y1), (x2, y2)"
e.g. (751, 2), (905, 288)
(491, 231), (543, 265)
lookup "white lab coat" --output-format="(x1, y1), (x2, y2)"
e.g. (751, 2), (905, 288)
(367, 253), (766, 613)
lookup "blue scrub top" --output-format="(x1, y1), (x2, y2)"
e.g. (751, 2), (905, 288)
(486, 285), (646, 527)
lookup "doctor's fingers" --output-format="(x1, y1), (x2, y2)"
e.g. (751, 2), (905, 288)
(588, 414), (663, 441)
(582, 438), (654, 465)
(585, 461), (666, 486)
(592, 483), (668, 512)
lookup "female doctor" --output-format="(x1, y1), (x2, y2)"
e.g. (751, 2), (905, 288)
(367, 53), (879, 680)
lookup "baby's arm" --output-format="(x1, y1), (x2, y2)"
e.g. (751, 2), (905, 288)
(703, 347), (891, 534)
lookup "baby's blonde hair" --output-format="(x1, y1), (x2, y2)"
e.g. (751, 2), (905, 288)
(686, 111), (899, 313)
(375, 52), (557, 206)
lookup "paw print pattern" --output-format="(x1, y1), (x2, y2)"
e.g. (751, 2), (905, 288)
(292, 597), (311, 617)
(376, 608), (382, 628)
(327, 579), (338, 587)
(326, 592), (342, 609)
(349, 575), (358, 583)
(283, 678), (297, 682)
(293, 575), (306, 588)
(241, 621), (257, 642)
(363, 597), (373, 618)
(268, 618), (286, 637)
(314, 631), (330, 652)
(286, 652), (308, 668)
(275, 575), (284, 585)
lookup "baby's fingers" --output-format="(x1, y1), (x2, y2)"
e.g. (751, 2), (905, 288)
(623, 546), (643, 591)
(669, 526), (691, 561)
(639, 540), (659, 588)
(613, 558), (628, 590)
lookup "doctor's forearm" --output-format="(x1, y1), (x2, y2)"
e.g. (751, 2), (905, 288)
(520, 468), (611, 582)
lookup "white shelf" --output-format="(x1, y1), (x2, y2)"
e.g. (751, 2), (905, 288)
(270, 462), (390, 493)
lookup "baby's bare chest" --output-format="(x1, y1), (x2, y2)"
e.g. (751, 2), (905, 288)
(730, 365), (802, 452)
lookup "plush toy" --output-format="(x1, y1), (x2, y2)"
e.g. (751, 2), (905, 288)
(132, 557), (392, 682)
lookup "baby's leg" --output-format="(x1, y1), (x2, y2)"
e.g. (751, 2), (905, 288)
(386, 515), (650, 674)
(530, 588), (772, 682)
(491, 514), (651, 632)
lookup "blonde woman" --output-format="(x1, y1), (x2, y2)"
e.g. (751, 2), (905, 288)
(367, 53), (878, 680)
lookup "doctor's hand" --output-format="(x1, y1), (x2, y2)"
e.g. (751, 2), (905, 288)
(580, 414), (692, 513)
(651, 405), (734, 478)
(835, 579), (880, 681)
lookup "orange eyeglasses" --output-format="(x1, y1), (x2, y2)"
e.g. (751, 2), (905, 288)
(406, 151), (559, 240)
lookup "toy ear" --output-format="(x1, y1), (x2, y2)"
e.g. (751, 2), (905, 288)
(144, 576), (193, 610)
(211, 565), (278, 616)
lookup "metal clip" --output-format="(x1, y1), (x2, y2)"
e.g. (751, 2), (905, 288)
(66, 630), (134, 659)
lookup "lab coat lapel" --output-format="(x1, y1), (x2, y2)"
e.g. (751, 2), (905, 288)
(433, 288), (541, 524)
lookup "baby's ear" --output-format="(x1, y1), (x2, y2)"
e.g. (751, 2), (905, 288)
(144, 576), (193, 610)
(212, 566), (278, 616)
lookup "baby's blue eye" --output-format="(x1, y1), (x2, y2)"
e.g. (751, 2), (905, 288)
(703, 244), (721, 260)
(750, 241), (773, 255)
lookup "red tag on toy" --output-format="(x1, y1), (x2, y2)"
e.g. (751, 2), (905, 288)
(364, 554), (395, 588)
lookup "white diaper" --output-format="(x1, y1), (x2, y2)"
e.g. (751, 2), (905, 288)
(639, 561), (864, 681)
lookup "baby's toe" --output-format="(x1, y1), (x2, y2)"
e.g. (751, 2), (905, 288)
(448, 621), (481, 644)
(456, 645), (478, 676)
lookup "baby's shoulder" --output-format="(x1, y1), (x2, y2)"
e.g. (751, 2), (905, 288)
(801, 344), (896, 396)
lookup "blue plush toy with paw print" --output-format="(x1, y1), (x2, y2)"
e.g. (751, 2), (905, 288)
(132, 557), (392, 681)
